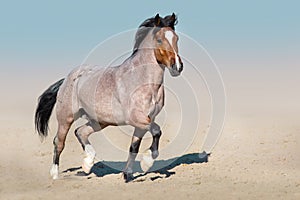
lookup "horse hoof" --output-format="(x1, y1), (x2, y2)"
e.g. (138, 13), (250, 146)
(50, 164), (59, 180)
(82, 145), (95, 174)
(152, 150), (159, 159)
(140, 149), (154, 172)
(123, 172), (134, 183)
(82, 156), (94, 174)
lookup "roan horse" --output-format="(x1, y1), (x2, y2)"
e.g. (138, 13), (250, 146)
(35, 13), (183, 182)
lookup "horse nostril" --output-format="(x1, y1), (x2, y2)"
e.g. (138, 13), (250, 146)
(179, 63), (183, 72)
(171, 64), (176, 70)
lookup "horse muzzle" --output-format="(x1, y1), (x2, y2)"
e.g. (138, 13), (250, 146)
(169, 63), (183, 77)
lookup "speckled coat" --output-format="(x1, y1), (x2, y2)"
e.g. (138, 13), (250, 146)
(56, 30), (165, 130)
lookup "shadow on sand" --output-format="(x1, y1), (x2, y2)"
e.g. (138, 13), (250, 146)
(63, 152), (209, 181)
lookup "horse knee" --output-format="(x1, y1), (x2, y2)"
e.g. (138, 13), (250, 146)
(74, 127), (83, 139)
(150, 123), (161, 137)
(74, 126), (91, 149)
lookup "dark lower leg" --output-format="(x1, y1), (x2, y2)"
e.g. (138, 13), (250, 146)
(123, 136), (142, 182)
(53, 125), (69, 165)
(53, 136), (65, 165)
(149, 123), (162, 159)
(123, 128), (147, 182)
(150, 132), (161, 159)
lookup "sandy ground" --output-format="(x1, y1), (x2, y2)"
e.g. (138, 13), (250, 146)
(0, 67), (300, 200)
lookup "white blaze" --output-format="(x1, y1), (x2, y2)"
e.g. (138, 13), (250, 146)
(165, 31), (181, 70)
(165, 30), (174, 46)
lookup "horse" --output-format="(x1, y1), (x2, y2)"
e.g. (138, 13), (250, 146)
(34, 13), (183, 182)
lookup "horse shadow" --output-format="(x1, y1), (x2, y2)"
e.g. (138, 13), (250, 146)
(64, 152), (209, 181)
(95, 152), (208, 180)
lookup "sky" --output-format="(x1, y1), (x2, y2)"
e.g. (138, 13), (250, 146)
(0, 0), (299, 74)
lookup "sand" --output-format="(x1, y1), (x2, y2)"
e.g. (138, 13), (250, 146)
(0, 66), (299, 200)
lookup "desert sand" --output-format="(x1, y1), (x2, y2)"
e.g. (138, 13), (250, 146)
(0, 65), (299, 200)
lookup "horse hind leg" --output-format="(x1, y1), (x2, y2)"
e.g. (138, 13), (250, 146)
(50, 121), (73, 179)
(75, 121), (105, 174)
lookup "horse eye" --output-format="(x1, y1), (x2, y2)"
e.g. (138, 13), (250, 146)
(157, 39), (162, 44)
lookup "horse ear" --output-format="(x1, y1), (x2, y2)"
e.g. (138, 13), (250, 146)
(171, 13), (176, 20)
(154, 14), (161, 26)
(170, 13), (177, 25)
(163, 13), (177, 29)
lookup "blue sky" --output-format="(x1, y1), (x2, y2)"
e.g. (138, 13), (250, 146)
(0, 0), (299, 74)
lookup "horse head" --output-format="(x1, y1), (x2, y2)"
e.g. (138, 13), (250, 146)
(153, 26), (183, 77)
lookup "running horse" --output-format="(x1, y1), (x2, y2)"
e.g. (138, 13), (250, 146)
(35, 13), (183, 182)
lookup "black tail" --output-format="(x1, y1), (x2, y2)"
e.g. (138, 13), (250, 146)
(35, 78), (65, 138)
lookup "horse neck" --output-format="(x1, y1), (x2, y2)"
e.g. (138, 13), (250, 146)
(129, 49), (165, 84)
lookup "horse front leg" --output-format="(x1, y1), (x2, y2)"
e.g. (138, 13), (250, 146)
(140, 122), (161, 172)
(123, 128), (146, 182)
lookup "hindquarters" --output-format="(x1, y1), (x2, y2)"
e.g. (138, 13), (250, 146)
(54, 66), (97, 126)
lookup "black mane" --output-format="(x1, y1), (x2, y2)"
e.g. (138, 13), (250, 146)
(133, 13), (178, 54)
(139, 14), (177, 30)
